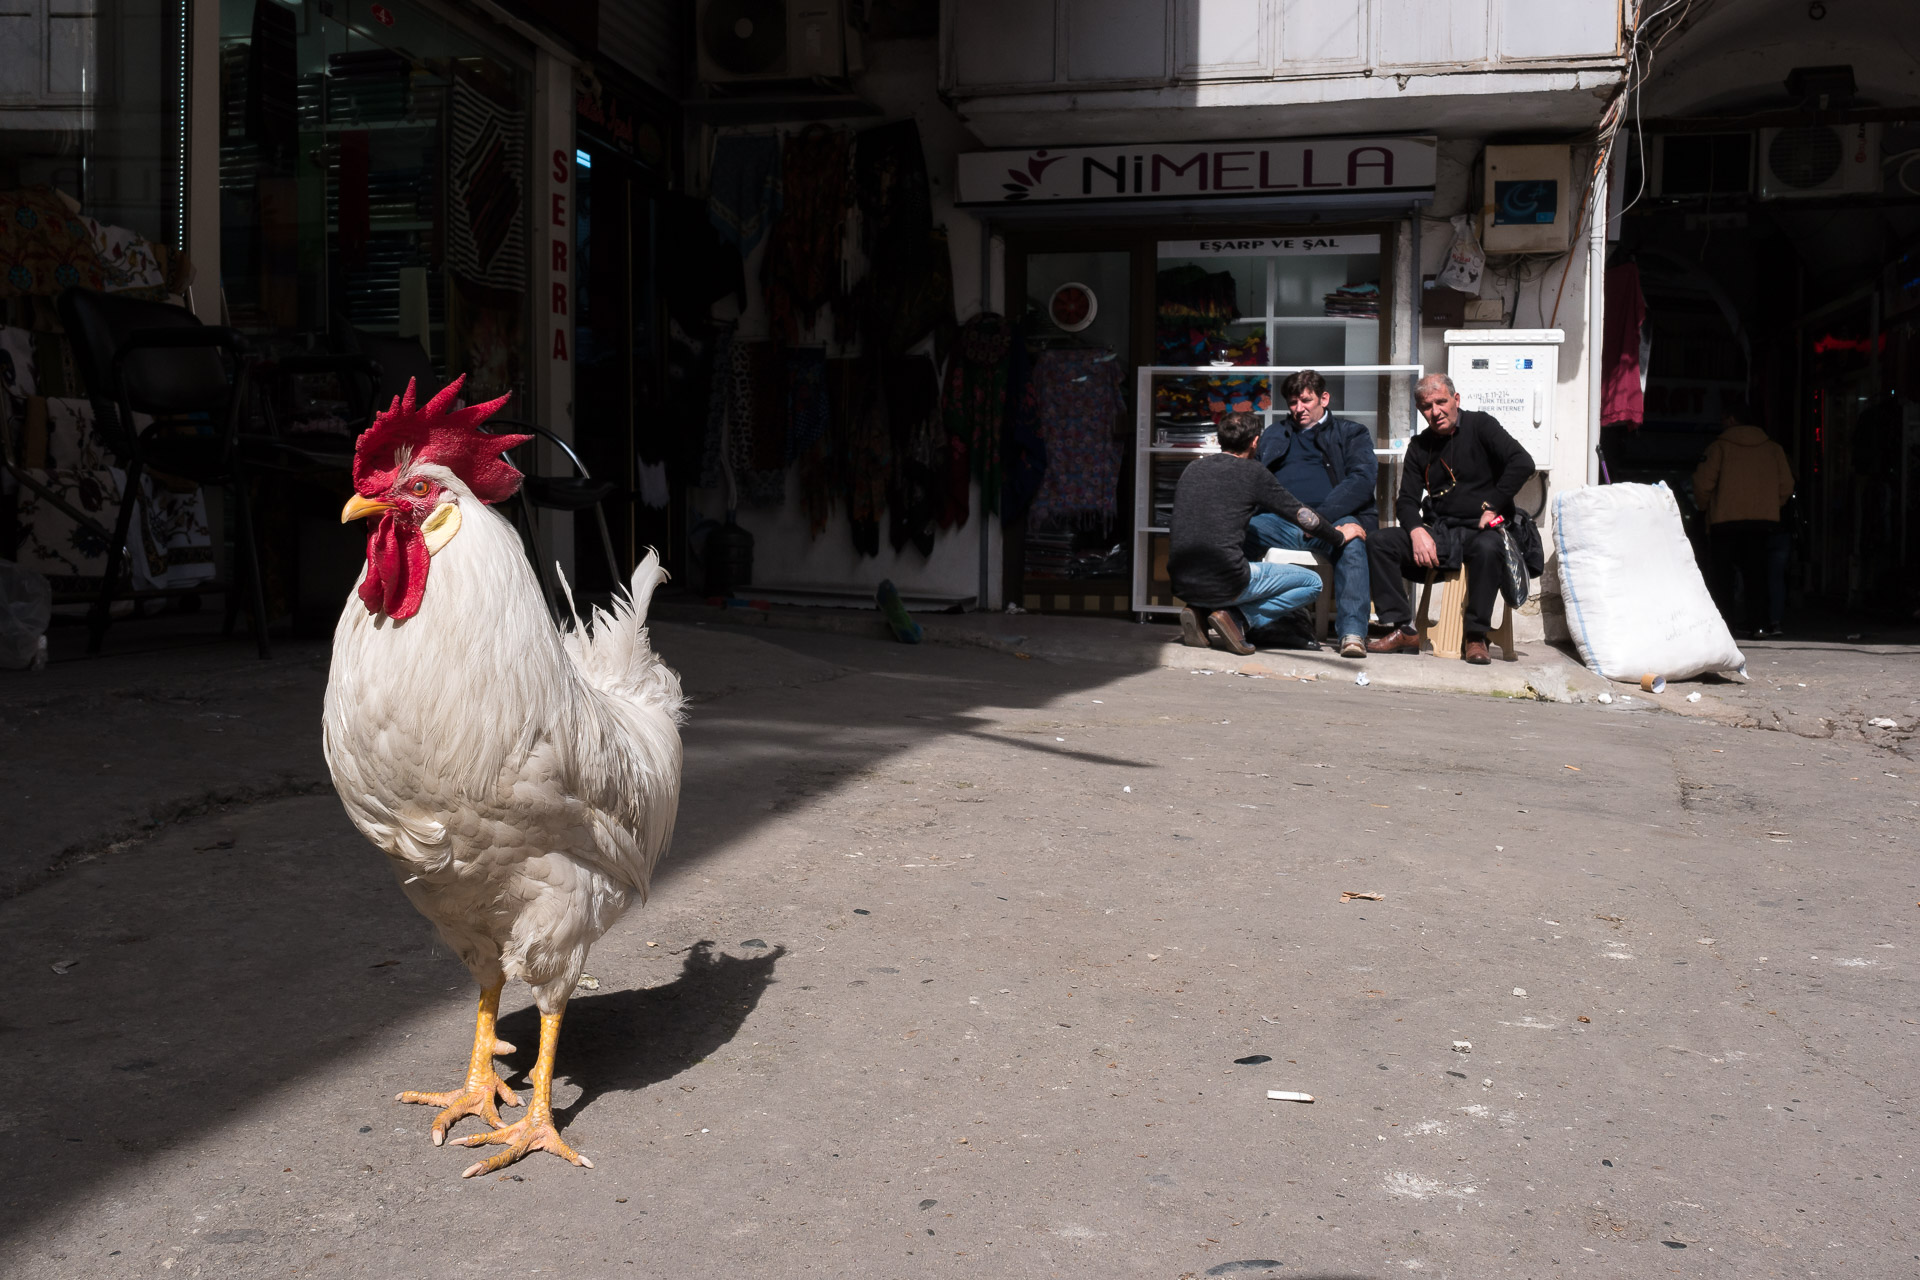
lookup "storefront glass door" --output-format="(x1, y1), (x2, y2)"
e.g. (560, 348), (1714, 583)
(1012, 249), (1133, 611)
(573, 140), (669, 593)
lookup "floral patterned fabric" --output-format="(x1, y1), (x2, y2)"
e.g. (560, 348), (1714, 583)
(12, 397), (213, 593)
(85, 219), (169, 294)
(724, 338), (785, 507)
(0, 187), (107, 298)
(0, 323), (34, 422)
(1026, 348), (1125, 531)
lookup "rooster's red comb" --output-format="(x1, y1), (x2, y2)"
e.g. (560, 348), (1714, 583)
(352, 376), (530, 504)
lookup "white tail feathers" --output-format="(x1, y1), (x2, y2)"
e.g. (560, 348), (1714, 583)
(627, 548), (670, 622)
(556, 549), (683, 716)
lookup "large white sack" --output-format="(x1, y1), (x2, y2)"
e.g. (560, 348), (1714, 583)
(1552, 482), (1746, 682)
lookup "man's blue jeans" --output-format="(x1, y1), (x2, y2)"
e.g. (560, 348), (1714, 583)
(1246, 512), (1371, 638)
(1226, 559), (1324, 633)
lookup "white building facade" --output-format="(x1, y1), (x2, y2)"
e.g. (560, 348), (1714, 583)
(943, 0), (1627, 613)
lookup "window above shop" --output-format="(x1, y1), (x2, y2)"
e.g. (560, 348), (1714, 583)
(944, 0), (1623, 96)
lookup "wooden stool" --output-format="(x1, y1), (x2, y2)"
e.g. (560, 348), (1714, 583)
(1262, 546), (1335, 638)
(1415, 566), (1516, 660)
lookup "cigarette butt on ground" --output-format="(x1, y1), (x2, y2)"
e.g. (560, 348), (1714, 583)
(1340, 891), (1384, 902)
(1266, 1090), (1315, 1103)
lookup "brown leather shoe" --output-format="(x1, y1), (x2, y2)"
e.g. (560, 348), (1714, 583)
(1365, 627), (1422, 655)
(1462, 637), (1492, 665)
(1179, 606), (1209, 648)
(1206, 608), (1256, 656)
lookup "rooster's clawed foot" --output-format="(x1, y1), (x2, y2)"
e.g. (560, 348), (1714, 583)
(455, 1111), (592, 1177)
(397, 985), (521, 1145)
(396, 1040), (521, 1144)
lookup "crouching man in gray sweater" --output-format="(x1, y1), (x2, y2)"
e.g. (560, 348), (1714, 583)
(1168, 411), (1359, 655)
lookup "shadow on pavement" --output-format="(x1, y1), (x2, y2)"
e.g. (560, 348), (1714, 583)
(0, 617), (1162, 1250)
(497, 940), (789, 1123)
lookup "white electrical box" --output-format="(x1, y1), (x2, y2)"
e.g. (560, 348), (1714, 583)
(1445, 329), (1565, 470)
(1480, 144), (1574, 253)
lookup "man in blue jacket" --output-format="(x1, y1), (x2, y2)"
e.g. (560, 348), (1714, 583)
(1246, 369), (1378, 658)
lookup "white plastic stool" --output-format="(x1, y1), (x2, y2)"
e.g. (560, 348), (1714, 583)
(1262, 546), (1335, 638)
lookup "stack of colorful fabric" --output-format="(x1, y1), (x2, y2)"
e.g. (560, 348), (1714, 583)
(1323, 281), (1380, 318)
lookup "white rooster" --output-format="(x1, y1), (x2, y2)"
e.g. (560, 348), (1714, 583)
(323, 378), (684, 1177)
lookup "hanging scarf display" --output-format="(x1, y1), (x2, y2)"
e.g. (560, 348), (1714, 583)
(699, 327), (732, 490)
(999, 338), (1046, 526)
(842, 359), (888, 556)
(882, 353), (941, 557)
(1026, 347), (1125, 531)
(707, 134), (783, 256)
(763, 125), (850, 343)
(785, 346), (830, 462)
(798, 356), (853, 538)
(725, 338), (786, 506)
(851, 121), (954, 357)
(786, 346), (835, 536)
(939, 311), (1012, 527)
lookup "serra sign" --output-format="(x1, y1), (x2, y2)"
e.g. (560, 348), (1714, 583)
(956, 137), (1435, 206)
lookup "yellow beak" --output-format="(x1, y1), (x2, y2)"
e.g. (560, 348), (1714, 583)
(341, 493), (394, 523)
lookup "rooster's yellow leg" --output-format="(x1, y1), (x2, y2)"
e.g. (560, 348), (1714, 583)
(455, 1006), (592, 1177)
(396, 983), (522, 1144)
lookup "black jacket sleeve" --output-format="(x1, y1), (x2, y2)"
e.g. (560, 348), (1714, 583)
(1478, 414), (1536, 514)
(1395, 436), (1430, 529)
(1254, 470), (1327, 535)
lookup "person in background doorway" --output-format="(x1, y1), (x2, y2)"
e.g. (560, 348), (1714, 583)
(1366, 373), (1535, 664)
(1246, 369), (1379, 659)
(1692, 397), (1794, 638)
(1168, 411), (1357, 656)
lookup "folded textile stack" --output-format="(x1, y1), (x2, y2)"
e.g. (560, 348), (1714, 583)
(1153, 420), (1216, 449)
(1023, 530), (1076, 580)
(1206, 374), (1270, 419)
(1324, 281), (1380, 318)
(1153, 374), (1212, 421)
(1150, 455), (1194, 528)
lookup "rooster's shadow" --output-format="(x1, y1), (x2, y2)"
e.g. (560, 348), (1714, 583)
(496, 939), (787, 1122)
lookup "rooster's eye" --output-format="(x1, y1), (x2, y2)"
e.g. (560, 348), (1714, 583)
(409, 479), (431, 497)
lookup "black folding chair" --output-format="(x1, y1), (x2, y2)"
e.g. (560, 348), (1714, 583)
(53, 288), (271, 657)
(257, 350), (385, 472)
(482, 417), (623, 608)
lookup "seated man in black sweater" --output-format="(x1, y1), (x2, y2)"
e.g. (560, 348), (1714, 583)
(1168, 411), (1359, 656)
(1366, 373), (1535, 664)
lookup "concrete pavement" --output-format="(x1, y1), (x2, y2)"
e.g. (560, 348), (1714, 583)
(654, 598), (1615, 703)
(2, 618), (1916, 1278)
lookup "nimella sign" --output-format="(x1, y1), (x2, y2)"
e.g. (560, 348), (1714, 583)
(956, 136), (1435, 206)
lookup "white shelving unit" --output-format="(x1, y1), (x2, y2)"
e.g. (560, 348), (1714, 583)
(1130, 363), (1427, 617)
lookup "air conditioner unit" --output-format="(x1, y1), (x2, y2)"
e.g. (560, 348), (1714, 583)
(1758, 123), (1880, 199)
(697, 0), (846, 85)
